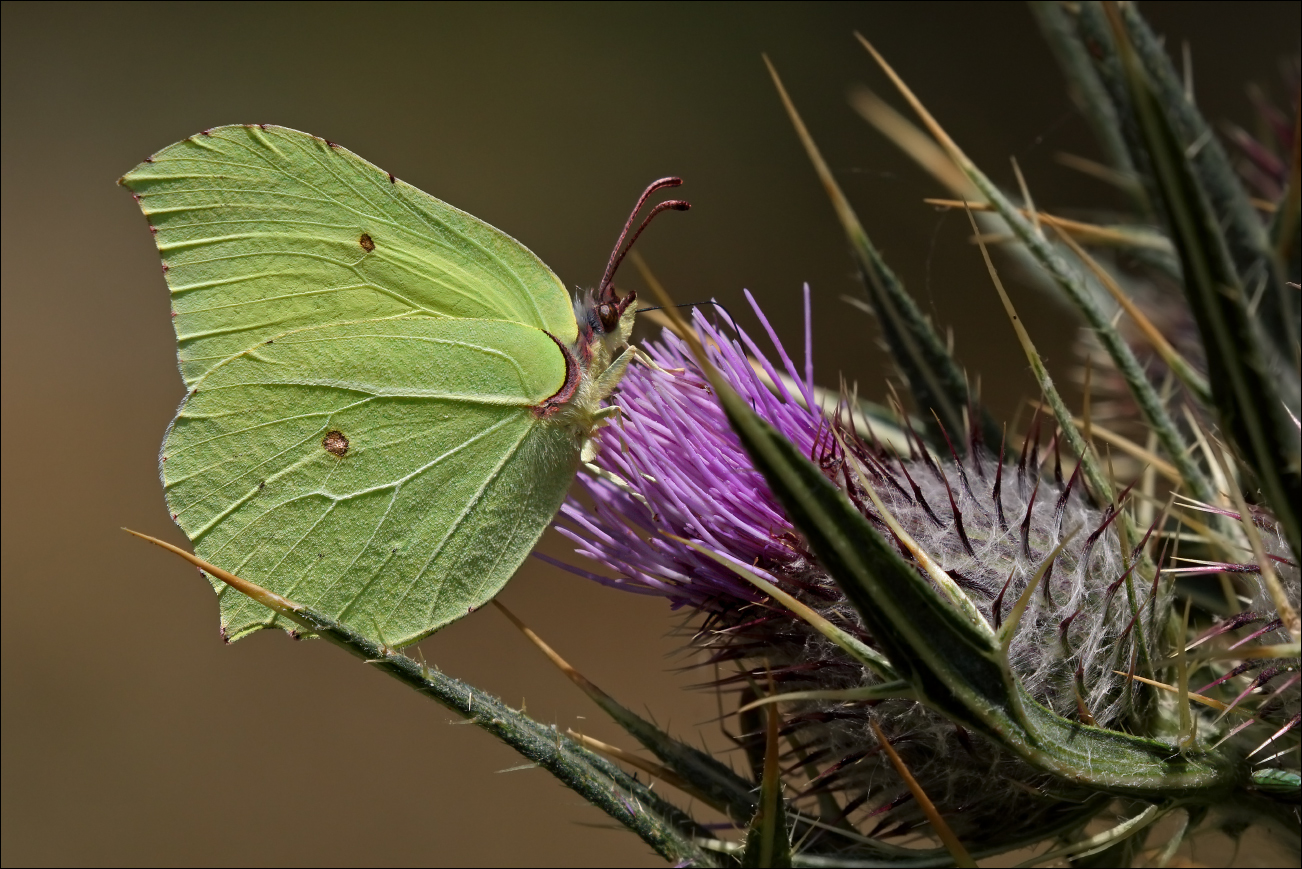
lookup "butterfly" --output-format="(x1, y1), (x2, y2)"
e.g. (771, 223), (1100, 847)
(122, 125), (687, 645)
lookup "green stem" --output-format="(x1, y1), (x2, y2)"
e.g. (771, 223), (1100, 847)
(304, 614), (718, 866)
(127, 531), (718, 867)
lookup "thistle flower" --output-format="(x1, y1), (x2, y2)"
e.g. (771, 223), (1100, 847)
(549, 290), (1194, 843)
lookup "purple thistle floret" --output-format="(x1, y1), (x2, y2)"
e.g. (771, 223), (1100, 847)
(547, 288), (824, 610)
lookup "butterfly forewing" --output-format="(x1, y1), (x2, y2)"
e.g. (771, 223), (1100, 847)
(122, 125), (577, 386)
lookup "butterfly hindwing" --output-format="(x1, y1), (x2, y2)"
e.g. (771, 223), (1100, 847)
(163, 317), (577, 645)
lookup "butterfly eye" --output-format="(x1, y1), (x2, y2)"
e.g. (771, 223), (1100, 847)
(598, 302), (618, 333)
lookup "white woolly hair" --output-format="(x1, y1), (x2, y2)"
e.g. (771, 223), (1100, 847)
(703, 441), (1170, 842)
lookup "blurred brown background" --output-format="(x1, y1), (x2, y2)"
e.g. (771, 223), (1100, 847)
(3, 2), (1298, 865)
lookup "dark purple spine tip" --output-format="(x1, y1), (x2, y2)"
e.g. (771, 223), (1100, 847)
(1050, 431), (1064, 489)
(1053, 462), (1082, 537)
(967, 412), (987, 481)
(993, 569), (1017, 631)
(992, 435), (1008, 533)
(1040, 557), (1057, 604)
(934, 465), (975, 558)
(1020, 485), (1039, 559)
(934, 411), (977, 502)
(1058, 610), (1080, 650)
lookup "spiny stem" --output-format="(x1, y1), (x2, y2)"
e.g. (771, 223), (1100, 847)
(124, 529), (719, 867)
(492, 599), (759, 822)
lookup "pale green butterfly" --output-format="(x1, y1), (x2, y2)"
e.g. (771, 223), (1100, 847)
(123, 125), (687, 646)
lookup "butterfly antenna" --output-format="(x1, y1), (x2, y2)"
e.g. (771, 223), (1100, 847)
(597, 177), (690, 302)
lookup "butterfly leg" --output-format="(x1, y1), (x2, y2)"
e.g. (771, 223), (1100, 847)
(592, 346), (634, 401)
(631, 345), (684, 375)
(581, 405), (624, 462)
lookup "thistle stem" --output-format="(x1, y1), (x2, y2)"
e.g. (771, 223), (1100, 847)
(124, 530), (719, 867)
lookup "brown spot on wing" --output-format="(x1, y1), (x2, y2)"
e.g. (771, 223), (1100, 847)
(359, 232), (375, 253)
(322, 430), (349, 457)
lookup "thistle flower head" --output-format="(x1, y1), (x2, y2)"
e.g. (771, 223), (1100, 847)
(550, 292), (1189, 841)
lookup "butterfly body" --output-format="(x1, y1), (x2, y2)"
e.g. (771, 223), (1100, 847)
(123, 125), (674, 645)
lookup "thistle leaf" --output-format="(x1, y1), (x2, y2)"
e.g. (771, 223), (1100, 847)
(1268, 121), (1300, 279)
(1029, 0), (1150, 218)
(1106, 7), (1302, 564)
(1114, 2), (1300, 365)
(1016, 803), (1166, 867)
(492, 601), (760, 822)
